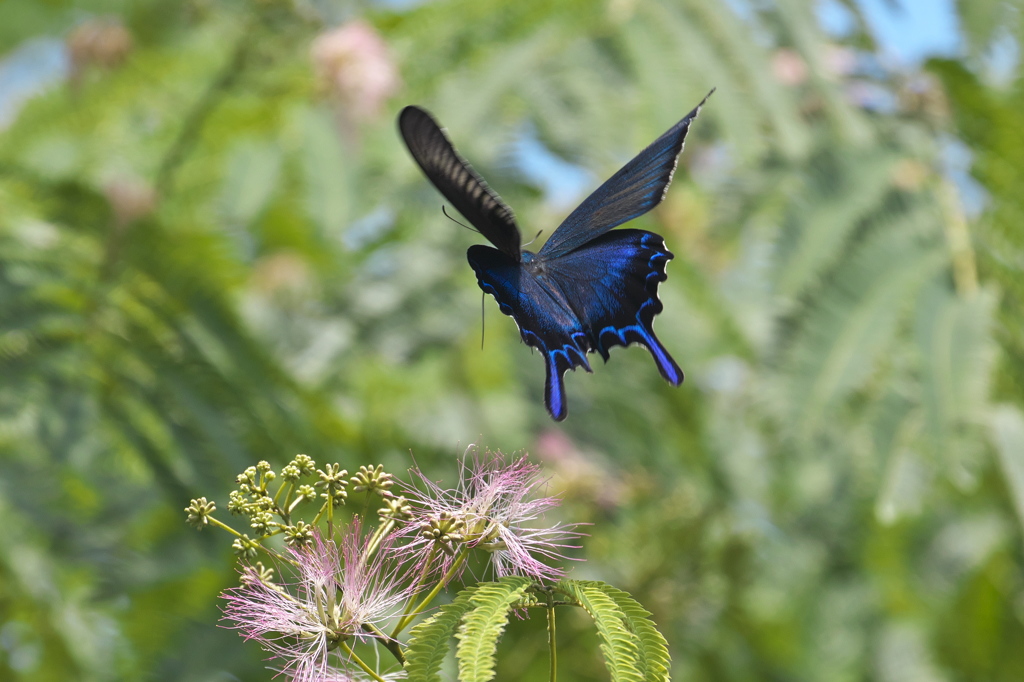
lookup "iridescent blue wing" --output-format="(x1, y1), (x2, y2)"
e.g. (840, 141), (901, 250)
(468, 229), (680, 421)
(399, 106), (522, 261)
(538, 90), (713, 259)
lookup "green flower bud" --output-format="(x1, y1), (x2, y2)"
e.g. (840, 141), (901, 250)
(378, 495), (412, 523)
(291, 454), (316, 476)
(284, 521), (315, 547)
(232, 534), (260, 559)
(227, 490), (249, 515)
(316, 463), (348, 506)
(250, 511), (274, 535)
(420, 510), (465, 549)
(240, 561), (275, 586)
(184, 497), (216, 530)
(350, 464), (395, 497)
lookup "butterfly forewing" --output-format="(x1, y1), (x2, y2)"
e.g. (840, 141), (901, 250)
(398, 106), (522, 260)
(538, 89), (713, 259)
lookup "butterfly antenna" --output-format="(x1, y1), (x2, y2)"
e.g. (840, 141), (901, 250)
(480, 292), (486, 350)
(442, 205), (480, 234)
(522, 229), (543, 247)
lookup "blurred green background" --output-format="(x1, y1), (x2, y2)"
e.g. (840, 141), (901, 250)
(3, 0), (1024, 680)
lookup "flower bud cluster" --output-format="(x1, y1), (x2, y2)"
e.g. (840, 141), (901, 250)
(420, 510), (466, 554)
(351, 464), (395, 496)
(185, 497), (216, 530)
(317, 462), (349, 508)
(187, 455), (390, 549)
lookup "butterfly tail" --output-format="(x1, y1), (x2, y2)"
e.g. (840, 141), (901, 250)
(544, 353), (570, 421)
(641, 330), (684, 386)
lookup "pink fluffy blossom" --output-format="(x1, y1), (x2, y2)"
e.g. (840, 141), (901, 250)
(402, 448), (583, 582)
(222, 522), (412, 682)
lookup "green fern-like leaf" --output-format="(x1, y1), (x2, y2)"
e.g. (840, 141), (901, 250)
(779, 215), (947, 439)
(556, 580), (645, 682)
(586, 582), (671, 682)
(405, 577), (534, 682)
(405, 586), (481, 682)
(455, 576), (534, 682)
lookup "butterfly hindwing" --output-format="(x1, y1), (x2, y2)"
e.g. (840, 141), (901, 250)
(399, 106), (522, 260)
(468, 228), (681, 421)
(467, 245), (594, 421)
(538, 90), (713, 259)
(540, 229), (683, 385)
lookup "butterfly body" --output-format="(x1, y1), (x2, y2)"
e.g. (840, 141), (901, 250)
(399, 92), (711, 420)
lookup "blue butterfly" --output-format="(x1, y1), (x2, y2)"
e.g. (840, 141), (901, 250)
(399, 92), (712, 421)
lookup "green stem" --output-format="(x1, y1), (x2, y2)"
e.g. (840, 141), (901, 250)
(208, 517), (294, 564)
(274, 479), (293, 516)
(327, 497), (334, 538)
(365, 518), (395, 559)
(361, 623), (405, 665)
(207, 516), (243, 537)
(546, 592), (557, 682)
(286, 492), (308, 516)
(258, 544), (293, 566)
(391, 549), (467, 637)
(389, 544), (438, 639)
(312, 502), (328, 526)
(341, 642), (386, 682)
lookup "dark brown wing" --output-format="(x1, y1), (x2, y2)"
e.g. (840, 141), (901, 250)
(539, 89), (713, 258)
(399, 106), (522, 261)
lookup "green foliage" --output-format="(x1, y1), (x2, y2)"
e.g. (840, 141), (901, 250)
(1, 0), (1022, 680)
(455, 577), (535, 682)
(558, 580), (671, 682)
(404, 578), (670, 682)
(405, 577), (533, 682)
(405, 587), (481, 682)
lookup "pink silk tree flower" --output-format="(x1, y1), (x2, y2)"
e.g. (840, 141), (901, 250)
(310, 20), (401, 122)
(222, 522), (413, 682)
(401, 449), (583, 582)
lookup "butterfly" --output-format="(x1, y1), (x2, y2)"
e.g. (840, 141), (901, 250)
(398, 91), (712, 421)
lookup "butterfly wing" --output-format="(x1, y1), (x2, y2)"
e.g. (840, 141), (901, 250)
(468, 228), (680, 421)
(541, 228), (682, 381)
(538, 90), (713, 259)
(399, 106), (522, 261)
(467, 246), (592, 421)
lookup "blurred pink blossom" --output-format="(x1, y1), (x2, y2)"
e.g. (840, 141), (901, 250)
(535, 429), (624, 509)
(311, 21), (401, 121)
(103, 176), (156, 229)
(67, 18), (133, 86)
(823, 45), (857, 79)
(771, 48), (809, 86)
